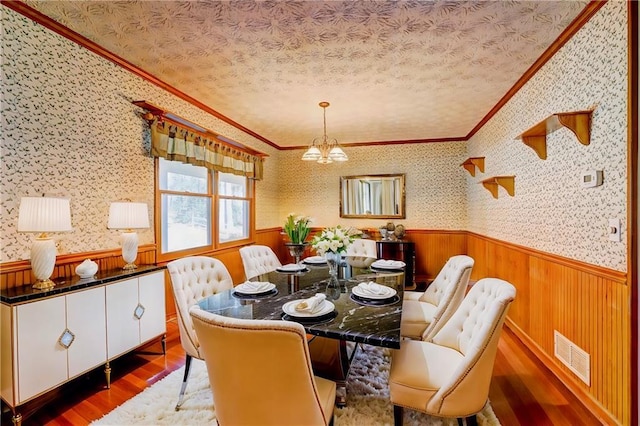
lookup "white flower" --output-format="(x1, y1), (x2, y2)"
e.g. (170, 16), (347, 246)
(311, 225), (361, 255)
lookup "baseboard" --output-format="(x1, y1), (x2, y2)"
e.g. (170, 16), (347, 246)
(504, 318), (616, 425)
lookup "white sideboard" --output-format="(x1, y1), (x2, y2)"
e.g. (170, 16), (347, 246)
(0, 267), (166, 426)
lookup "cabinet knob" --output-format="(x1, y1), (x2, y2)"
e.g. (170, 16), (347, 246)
(134, 303), (145, 320)
(58, 329), (75, 349)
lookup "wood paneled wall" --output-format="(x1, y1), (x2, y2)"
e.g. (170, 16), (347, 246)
(0, 229), (630, 423)
(256, 227), (292, 264)
(467, 232), (629, 425)
(0, 244), (157, 291)
(404, 229), (467, 285)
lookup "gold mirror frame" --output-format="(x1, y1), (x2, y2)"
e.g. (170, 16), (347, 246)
(340, 174), (406, 219)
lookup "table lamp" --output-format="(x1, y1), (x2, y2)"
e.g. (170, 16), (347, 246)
(108, 201), (150, 270)
(17, 196), (73, 290)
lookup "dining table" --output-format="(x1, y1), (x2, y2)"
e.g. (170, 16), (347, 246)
(196, 258), (405, 406)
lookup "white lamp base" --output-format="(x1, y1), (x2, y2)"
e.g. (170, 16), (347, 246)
(120, 231), (139, 270)
(30, 237), (57, 290)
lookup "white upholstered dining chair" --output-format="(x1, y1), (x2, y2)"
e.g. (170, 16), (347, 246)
(190, 307), (336, 426)
(389, 277), (516, 425)
(239, 244), (282, 280)
(345, 238), (378, 269)
(400, 255), (474, 340)
(166, 255), (233, 410)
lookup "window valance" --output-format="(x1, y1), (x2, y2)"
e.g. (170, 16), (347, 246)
(150, 118), (263, 180)
(135, 101), (265, 180)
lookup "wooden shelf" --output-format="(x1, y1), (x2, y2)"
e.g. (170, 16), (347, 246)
(481, 176), (515, 199)
(460, 157), (485, 177)
(516, 110), (594, 160)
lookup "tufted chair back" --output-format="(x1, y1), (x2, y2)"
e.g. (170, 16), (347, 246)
(419, 255), (474, 339)
(239, 245), (282, 280)
(389, 278), (515, 423)
(427, 278), (515, 414)
(167, 256), (233, 358)
(190, 308), (336, 425)
(345, 238), (378, 268)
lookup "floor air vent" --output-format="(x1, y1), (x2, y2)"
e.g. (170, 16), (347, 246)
(554, 330), (590, 386)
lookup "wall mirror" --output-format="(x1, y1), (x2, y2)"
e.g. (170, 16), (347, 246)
(340, 174), (406, 219)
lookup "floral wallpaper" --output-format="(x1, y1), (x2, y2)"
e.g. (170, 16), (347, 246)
(465, 0), (628, 272)
(276, 141), (468, 231)
(0, 8), (278, 262)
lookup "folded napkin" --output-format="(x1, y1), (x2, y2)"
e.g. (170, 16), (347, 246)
(238, 281), (272, 292)
(356, 281), (392, 297)
(295, 293), (326, 314)
(373, 259), (405, 268)
(280, 263), (303, 270)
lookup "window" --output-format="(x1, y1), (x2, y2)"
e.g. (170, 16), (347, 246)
(217, 172), (251, 243)
(157, 158), (253, 259)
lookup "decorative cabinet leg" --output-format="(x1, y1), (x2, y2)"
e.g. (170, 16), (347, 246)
(11, 412), (22, 426)
(105, 361), (112, 389)
(161, 334), (167, 355)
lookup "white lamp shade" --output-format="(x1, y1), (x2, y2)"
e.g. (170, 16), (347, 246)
(108, 202), (150, 230)
(328, 146), (348, 161)
(301, 146), (322, 161)
(17, 197), (72, 233)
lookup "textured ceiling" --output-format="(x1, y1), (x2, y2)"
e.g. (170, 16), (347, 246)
(23, 0), (588, 148)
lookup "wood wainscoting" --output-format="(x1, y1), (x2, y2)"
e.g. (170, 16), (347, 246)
(403, 229), (468, 286)
(0, 244), (157, 291)
(467, 232), (629, 425)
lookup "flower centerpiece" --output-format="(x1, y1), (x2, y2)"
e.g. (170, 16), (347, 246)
(311, 225), (361, 281)
(283, 214), (312, 263)
(311, 225), (360, 255)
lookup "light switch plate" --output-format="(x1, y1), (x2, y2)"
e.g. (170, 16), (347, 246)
(608, 218), (621, 242)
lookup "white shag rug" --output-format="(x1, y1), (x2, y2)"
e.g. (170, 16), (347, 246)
(92, 344), (500, 426)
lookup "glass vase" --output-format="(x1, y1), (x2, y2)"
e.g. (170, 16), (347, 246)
(324, 251), (342, 297)
(325, 251), (340, 278)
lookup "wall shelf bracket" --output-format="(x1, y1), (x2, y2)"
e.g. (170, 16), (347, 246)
(516, 109), (594, 160)
(481, 176), (515, 199)
(460, 157), (485, 177)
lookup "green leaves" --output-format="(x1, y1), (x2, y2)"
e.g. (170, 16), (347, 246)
(284, 214), (311, 244)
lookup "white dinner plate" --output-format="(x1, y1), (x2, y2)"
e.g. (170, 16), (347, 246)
(234, 282), (276, 295)
(303, 256), (326, 264)
(371, 259), (406, 270)
(352, 285), (397, 300)
(282, 299), (335, 318)
(276, 263), (307, 272)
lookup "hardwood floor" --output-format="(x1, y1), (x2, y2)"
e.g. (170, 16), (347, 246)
(2, 319), (602, 426)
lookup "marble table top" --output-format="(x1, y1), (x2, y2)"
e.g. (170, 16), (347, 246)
(197, 265), (404, 349)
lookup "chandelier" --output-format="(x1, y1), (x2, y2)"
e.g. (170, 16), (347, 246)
(301, 101), (348, 164)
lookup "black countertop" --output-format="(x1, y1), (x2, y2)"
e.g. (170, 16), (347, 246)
(197, 264), (404, 349)
(0, 265), (165, 305)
